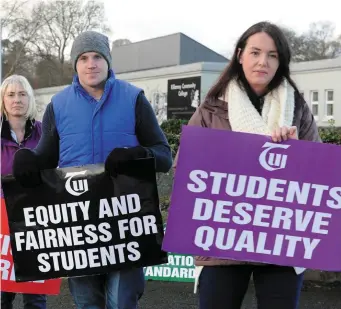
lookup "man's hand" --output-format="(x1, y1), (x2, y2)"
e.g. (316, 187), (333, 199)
(104, 146), (148, 175)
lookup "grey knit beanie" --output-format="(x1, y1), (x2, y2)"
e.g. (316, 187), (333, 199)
(71, 31), (112, 71)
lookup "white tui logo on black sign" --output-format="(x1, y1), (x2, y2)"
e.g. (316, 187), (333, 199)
(65, 171), (89, 196)
(258, 142), (290, 171)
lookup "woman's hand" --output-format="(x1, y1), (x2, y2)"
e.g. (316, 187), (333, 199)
(271, 126), (298, 142)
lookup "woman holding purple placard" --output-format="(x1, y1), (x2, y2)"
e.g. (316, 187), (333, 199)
(174, 21), (321, 309)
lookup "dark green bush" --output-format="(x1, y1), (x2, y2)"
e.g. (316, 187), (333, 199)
(161, 118), (189, 157)
(319, 120), (341, 145)
(160, 117), (340, 160)
(160, 118), (188, 135)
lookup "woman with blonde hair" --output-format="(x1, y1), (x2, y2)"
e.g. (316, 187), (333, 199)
(1, 74), (46, 309)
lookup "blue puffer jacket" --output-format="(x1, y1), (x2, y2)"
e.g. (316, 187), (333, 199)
(52, 70), (142, 168)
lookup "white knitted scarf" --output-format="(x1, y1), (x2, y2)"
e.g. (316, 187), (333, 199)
(193, 81), (299, 294)
(223, 79), (295, 135)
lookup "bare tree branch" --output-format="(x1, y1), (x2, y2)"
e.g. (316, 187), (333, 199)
(30, 0), (111, 83)
(281, 21), (341, 62)
(0, 0), (31, 33)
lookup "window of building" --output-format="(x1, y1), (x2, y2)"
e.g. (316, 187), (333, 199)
(310, 91), (319, 117)
(326, 90), (334, 117)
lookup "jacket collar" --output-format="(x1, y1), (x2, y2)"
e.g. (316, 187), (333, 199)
(201, 98), (229, 120)
(72, 69), (116, 101)
(1, 116), (35, 143)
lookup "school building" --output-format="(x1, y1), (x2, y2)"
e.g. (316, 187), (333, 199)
(34, 33), (341, 127)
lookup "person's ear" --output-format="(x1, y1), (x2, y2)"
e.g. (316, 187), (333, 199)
(237, 48), (243, 64)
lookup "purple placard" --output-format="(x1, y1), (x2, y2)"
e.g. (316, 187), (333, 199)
(162, 125), (341, 271)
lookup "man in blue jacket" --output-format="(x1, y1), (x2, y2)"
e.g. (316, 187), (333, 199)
(13, 30), (172, 309)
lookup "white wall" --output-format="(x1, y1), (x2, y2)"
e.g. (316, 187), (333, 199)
(33, 61), (340, 127)
(201, 72), (221, 99)
(292, 69), (341, 127)
(34, 85), (67, 121)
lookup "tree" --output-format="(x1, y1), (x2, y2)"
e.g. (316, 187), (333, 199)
(302, 21), (341, 60)
(112, 39), (132, 48)
(151, 91), (167, 124)
(281, 21), (341, 62)
(1, 0), (111, 87)
(2, 39), (34, 81)
(1, 0), (46, 78)
(0, 0), (34, 40)
(34, 57), (74, 88)
(30, 0), (111, 85)
(280, 26), (305, 61)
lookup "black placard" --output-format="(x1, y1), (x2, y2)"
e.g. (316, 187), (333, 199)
(1, 159), (167, 282)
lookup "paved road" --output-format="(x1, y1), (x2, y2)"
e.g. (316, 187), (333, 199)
(13, 280), (341, 309)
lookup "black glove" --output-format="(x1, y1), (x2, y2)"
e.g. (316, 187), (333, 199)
(12, 148), (42, 188)
(105, 146), (148, 175)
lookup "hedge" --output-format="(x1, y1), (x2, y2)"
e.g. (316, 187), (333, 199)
(161, 118), (341, 158)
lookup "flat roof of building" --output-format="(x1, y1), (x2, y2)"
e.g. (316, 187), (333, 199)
(291, 57), (341, 72)
(111, 32), (228, 74)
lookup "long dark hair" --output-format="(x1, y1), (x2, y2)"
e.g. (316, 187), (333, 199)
(206, 21), (301, 101)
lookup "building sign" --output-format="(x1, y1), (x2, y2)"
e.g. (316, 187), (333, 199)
(167, 76), (201, 120)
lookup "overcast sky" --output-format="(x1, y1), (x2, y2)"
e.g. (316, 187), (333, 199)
(104, 0), (341, 56)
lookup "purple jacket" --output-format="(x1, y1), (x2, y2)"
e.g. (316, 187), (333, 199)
(1, 120), (42, 176)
